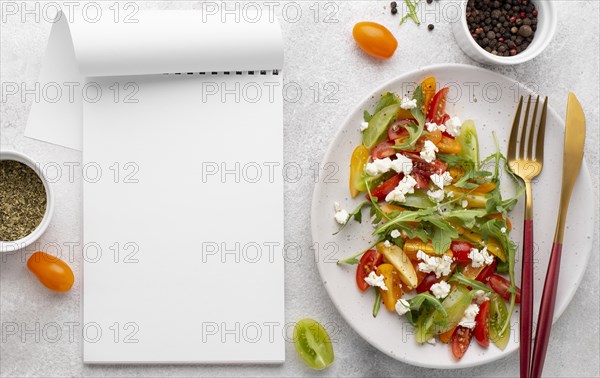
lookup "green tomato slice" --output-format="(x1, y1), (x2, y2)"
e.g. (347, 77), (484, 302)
(457, 120), (480, 165)
(362, 104), (401, 149)
(489, 293), (510, 350)
(293, 318), (334, 370)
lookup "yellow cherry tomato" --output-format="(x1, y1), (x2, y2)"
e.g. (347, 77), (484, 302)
(421, 77), (437, 114)
(375, 264), (403, 312)
(436, 135), (462, 154)
(27, 252), (74, 292)
(349, 145), (369, 197)
(352, 22), (398, 59)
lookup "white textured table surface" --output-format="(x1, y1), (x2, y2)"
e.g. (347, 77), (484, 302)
(1, 1), (598, 377)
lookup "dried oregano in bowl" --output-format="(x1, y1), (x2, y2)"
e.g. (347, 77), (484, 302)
(0, 160), (47, 241)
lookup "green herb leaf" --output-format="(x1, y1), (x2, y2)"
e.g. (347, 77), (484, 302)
(442, 208), (488, 229)
(448, 272), (492, 293)
(372, 288), (382, 317)
(333, 201), (372, 235)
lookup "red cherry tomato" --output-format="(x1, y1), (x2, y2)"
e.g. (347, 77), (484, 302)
(352, 22), (398, 59)
(475, 259), (498, 283)
(356, 250), (383, 291)
(451, 241), (474, 262)
(451, 326), (473, 360)
(388, 119), (413, 141)
(367, 174), (403, 202)
(427, 88), (449, 124)
(415, 272), (439, 294)
(474, 301), (490, 347)
(411, 172), (430, 189)
(439, 113), (451, 126)
(371, 140), (396, 160)
(488, 274), (521, 303)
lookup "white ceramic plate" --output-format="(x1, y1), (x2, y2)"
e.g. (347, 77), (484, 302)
(311, 64), (594, 369)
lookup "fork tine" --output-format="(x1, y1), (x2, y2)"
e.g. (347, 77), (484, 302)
(519, 95), (532, 158)
(527, 96), (540, 159)
(507, 96), (523, 160)
(535, 96), (548, 164)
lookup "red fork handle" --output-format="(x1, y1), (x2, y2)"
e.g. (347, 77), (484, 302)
(530, 242), (563, 378)
(520, 220), (534, 378)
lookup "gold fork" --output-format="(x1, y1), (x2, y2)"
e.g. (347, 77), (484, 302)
(506, 95), (548, 378)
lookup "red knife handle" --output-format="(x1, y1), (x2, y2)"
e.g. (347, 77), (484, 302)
(530, 242), (563, 378)
(520, 219), (534, 378)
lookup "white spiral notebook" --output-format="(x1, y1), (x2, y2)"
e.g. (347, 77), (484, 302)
(26, 10), (284, 364)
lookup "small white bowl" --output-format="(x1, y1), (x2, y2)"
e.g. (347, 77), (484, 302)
(0, 150), (54, 253)
(452, 0), (557, 65)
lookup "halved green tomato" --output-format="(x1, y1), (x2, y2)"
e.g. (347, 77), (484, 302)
(488, 293), (510, 350)
(362, 103), (401, 149)
(293, 318), (334, 370)
(457, 120), (480, 165)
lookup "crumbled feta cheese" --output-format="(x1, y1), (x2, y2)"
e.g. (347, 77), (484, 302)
(472, 290), (490, 304)
(426, 337), (437, 345)
(383, 240), (391, 248)
(462, 200), (469, 208)
(364, 271), (388, 291)
(365, 157), (393, 176)
(400, 97), (418, 110)
(501, 227), (507, 233)
(459, 304), (480, 329)
(416, 250), (453, 278)
(444, 116), (462, 137)
(430, 172), (453, 189)
(333, 202), (351, 225)
(360, 121), (369, 131)
(446, 191), (454, 198)
(430, 281), (451, 299)
(390, 229), (401, 239)
(468, 247), (494, 268)
(395, 298), (411, 316)
(427, 189), (446, 203)
(426, 122), (446, 133)
(385, 175), (418, 203)
(390, 154), (413, 175)
(420, 140), (439, 163)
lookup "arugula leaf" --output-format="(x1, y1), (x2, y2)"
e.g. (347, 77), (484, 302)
(373, 208), (434, 236)
(337, 241), (379, 265)
(372, 288), (382, 317)
(400, 0), (421, 26)
(478, 218), (517, 334)
(448, 272), (492, 293)
(442, 208), (488, 229)
(404, 292), (448, 326)
(422, 216), (458, 254)
(396, 85), (426, 150)
(333, 201), (371, 235)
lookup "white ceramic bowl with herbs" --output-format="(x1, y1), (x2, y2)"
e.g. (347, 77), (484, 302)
(0, 150), (54, 252)
(452, 0), (557, 65)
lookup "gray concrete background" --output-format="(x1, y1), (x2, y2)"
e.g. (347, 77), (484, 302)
(1, 1), (598, 377)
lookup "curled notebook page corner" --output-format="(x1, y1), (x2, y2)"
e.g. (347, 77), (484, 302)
(25, 9), (284, 150)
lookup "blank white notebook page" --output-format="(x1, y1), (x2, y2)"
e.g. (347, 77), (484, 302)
(82, 73), (284, 363)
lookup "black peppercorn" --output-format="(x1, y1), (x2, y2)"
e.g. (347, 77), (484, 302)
(428, 24), (435, 31)
(391, 7), (398, 14)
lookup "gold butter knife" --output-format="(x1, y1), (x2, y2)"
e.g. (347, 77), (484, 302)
(530, 93), (586, 378)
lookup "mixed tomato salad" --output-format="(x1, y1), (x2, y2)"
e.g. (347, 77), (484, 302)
(335, 76), (523, 360)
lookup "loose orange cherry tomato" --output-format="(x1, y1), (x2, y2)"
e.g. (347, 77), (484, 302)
(27, 252), (74, 292)
(352, 22), (398, 59)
